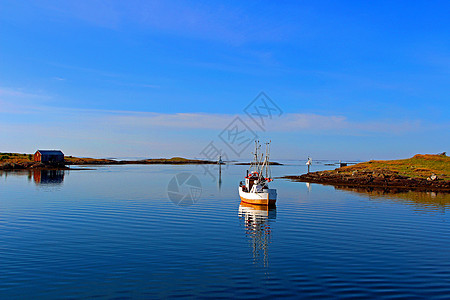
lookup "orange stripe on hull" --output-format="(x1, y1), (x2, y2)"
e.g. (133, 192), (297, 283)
(239, 196), (276, 206)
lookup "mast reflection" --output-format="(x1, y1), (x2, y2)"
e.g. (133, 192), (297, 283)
(238, 201), (276, 267)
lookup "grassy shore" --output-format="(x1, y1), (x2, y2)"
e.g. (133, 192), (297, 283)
(284, 154), (450, 191)
(0, 153), (33, 163)
(339, 154), (449, 181)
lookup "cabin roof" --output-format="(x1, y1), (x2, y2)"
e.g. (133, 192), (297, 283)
(36, 150), (64, 156)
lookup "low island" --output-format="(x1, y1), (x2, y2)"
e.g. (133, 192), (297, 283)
(0, 152), (216, 170)
(283, 154), (450, 192)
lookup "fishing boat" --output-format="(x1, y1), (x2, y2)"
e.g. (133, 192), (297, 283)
(238, 141), (277, 206)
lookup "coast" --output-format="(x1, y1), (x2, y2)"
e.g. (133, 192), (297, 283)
(283, 154), (450, 192)
(65, 156), (217, 165)
(0, 153), (216, 170)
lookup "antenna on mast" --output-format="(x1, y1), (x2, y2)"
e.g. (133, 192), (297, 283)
(264, 141), (271, 178)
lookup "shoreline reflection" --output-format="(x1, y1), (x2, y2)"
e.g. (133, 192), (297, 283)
(0, 169), (65, 186)
(335, 186), (450, 211)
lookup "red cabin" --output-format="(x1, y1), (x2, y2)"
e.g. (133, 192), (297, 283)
(34, 150), (65, 164)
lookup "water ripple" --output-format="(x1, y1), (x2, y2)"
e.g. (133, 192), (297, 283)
(1, 166), (450, 298)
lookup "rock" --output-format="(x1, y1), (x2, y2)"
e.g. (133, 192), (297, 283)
(430, 174), (437, 181)
(3, 163), (13, 169)
(30, 163), (45, 169)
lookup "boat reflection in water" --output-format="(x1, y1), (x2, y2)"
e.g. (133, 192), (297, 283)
(33, 169), (65, 185)
(238, 201), (276, 267)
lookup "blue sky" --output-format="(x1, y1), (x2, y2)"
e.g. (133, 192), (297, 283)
(0, 0), (449, 160)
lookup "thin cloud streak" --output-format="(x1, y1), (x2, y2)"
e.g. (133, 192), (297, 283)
(1, 100), (447, 158)
(106, 111), (427, 134)
(0, 87), (50, 99)
(0, 97), (436, 135)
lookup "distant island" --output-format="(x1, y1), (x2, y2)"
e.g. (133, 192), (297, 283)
(0, 153), (216, 170)
(283, 154), (450, 192)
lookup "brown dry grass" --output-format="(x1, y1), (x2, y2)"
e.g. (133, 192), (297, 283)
(339, 154), (450, 181)
(0, 153), (33, 163)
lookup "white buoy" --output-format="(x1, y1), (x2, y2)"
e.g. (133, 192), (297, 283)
(306, 157), (312, 173)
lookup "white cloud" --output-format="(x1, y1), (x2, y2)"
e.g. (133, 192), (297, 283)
(1, 98), (447, 158)
(0, 87), (48, 99)
(0, 94), (434, 135)
(103, 111), (425, 134)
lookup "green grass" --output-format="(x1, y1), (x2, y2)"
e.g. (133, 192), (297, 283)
(167, 157), (189, 161)
(341, 154), (450, 181)
(0, 152), (33, 162)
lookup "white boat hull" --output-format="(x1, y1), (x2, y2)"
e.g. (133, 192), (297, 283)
(239, 186), (277, 206)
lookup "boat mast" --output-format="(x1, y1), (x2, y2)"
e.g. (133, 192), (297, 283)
(251, 140), (273, 181)
(263, 141), (271, 180)
(250, 140), (259, 173)
(264, 142), (269, 178)
(251, 140), (257, 173)
(254, 140), (258, 166)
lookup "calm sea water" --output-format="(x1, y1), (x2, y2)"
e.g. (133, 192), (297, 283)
(1, 163), (450, 299)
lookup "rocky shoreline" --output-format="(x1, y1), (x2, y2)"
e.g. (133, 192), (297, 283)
(0, 162), (69, 170)
(0, 158), (217, 170)
(283, 169), (450, 192)
(65, 158), (217, 165)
